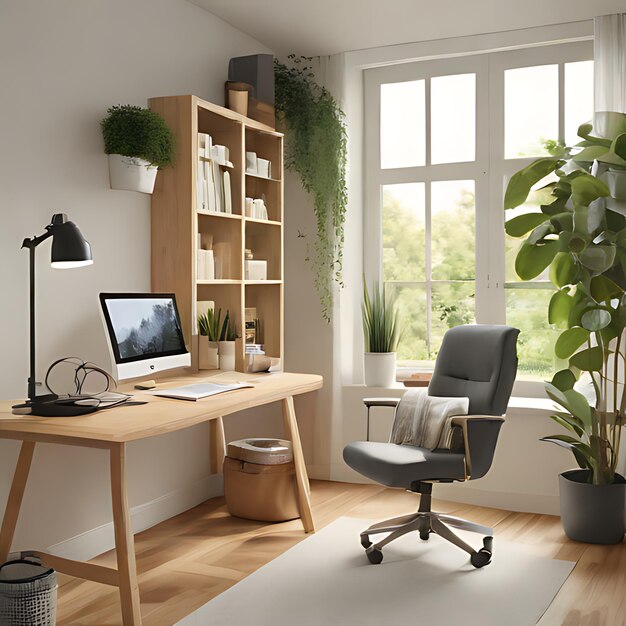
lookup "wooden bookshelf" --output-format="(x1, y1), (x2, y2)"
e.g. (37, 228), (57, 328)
(149, 95), (284, 372)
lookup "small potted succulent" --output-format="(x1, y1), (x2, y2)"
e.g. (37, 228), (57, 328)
(101, 104), (175, 194)
(362, 278), (403, 387)
(218, 310), (238, 371)
(198, 308), (220, 370)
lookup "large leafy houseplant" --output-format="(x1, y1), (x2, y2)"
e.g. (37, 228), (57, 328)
(505, 112), (626, 487)
(274, 55), (348, 322)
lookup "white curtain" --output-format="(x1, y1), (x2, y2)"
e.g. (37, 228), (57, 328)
(594, 13), (626, 115)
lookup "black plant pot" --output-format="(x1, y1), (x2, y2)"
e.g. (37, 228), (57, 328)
(559, 469), (626, 544)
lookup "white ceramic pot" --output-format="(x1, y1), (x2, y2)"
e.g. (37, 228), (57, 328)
(198, 336), (219, 370)
(108, 153), (158, 194)
(363, 352), (396, 387)
(218, 340), (236, 371)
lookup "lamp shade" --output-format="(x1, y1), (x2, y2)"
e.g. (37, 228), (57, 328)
(50, 219), (93, 269)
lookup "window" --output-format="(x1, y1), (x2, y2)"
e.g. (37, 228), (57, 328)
(365, 41), (593, 380)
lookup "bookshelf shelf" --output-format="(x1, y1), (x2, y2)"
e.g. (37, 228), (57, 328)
(150, 95), (284, 373)
(244, 217), (281, 226)
(245, 172), (281, 183)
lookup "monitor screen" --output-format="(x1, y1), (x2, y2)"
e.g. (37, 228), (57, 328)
(100, 293), (188, 364)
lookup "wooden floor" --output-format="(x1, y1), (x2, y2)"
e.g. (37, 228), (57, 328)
(57, 480), (626, 625)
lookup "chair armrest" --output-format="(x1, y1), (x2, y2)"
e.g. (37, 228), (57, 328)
(450, 416), (504, 480)
(363, 397), (401, 409)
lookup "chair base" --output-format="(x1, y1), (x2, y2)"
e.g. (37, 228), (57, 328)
(359, 483), (494, 568)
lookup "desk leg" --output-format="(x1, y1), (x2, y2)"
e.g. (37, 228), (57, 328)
(110, 443), (141, 626)
(0, 441), (35, 563)
(281, 397), (315, 533)
(209, 416), (226, 474)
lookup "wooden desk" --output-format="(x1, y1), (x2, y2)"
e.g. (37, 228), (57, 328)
(0, 371), (322, 625)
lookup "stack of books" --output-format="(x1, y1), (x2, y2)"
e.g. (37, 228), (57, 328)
(197, 133), (233, 214)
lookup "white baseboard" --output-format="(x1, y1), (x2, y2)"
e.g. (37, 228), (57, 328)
(329, 464), (560, 516)
(46, 474), (224, 562)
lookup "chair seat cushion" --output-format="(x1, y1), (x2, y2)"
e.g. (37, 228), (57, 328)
(343, 441), (466, 489)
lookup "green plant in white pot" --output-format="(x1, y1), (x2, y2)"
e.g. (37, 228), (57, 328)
(198, 309), (220, 370)
(101, 104), (175, 194)
(362, 278), (403, 387)
(505, 111), (626, 544)
(218, 310), (237, 372)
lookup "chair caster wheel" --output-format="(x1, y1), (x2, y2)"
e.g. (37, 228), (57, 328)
(419, 530), (430, 540)
(361, 536), (372, 549)
(366, 547), (383, 564)
(470, 548), (492, 568)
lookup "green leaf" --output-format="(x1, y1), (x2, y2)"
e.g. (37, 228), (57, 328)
(590, 275), (623, 302)
(550, 369), (577, 392)
(581, 308), (611, 331)
(515, 240), (560, 280)
(527, 222), (555, 245)
(549, 414), (584, 437)
(570, 174), (610, 207)
(505, 213), (548, 237)
(504, 159), (563, 210)
(579, 245), (617, 272)
(544, 382), (592, 426)
(572, 145), (610, 163)
(548, 289), (573, 326)
(569, 346), (603, 371)
(549, 252), (577, 288)
(541, 436), (595, 467)
(573, 199), (605, 237)
(554, 327), (590, 359)
(612, 132), (626, 161)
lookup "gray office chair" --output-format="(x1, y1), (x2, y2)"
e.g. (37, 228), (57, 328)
(343, 324), (519, 568)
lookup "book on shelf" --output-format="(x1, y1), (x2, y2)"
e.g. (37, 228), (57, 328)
(223, 170), (232, 214)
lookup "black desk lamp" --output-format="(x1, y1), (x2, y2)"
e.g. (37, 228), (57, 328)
(13, 214), (93, 414)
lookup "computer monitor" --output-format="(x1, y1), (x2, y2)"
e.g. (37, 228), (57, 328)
(99, 293), (190, 381)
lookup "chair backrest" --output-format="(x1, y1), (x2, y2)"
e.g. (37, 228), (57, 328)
(428, 325), (519, 415)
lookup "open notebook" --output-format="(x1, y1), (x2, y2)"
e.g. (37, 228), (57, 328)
(146, 382), (253, 401)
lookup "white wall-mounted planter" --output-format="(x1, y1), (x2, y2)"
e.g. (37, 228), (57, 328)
(198, 336), (219, 370)
(218, 340), (236, 371)
(108, 153), (158, 194)
(363, 352), (396, 387)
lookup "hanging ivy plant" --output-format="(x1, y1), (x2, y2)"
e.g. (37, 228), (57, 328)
(274, 55), (348, 322)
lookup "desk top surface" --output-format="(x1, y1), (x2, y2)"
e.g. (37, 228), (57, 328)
(0, 371), (323, 445)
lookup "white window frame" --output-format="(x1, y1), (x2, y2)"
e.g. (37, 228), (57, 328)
(363, 40), (593, 392)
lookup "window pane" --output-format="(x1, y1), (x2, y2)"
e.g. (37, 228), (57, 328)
(431, 74), (476, 164)
(506, 287), (559, 379)
(505, 65), (558, 158)
(387, 284), (428, 363)
(565, 61), (594, 147)
(431, 283), (476, 359)
(431, 180), (475, 280)
(382, 183), (426, 282)
(380, 81), (426, 168)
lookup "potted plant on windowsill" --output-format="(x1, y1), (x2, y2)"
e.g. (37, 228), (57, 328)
(505, 111), (626, 544)
(218, 310), (237, 372)
(198, 309), (220, 370)
(101, 104), (175, 194)
(362, 278), (403, 387)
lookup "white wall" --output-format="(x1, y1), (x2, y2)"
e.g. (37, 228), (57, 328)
(0, 0), (280, 557)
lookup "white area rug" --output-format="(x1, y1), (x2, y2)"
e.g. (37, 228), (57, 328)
(177, 517), (574, 626)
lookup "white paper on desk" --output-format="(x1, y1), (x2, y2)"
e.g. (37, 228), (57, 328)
(146, 382), (253, 401)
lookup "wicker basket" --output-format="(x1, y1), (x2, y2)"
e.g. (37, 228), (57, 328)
(0, 556), (57, 626)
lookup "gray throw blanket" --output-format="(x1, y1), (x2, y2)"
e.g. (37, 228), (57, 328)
(389, 390), (469, 450)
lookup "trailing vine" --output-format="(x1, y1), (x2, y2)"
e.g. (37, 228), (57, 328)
(274, 55), (348, 321)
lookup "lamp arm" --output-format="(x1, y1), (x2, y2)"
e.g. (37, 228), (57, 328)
(22, 226), (53, 402)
